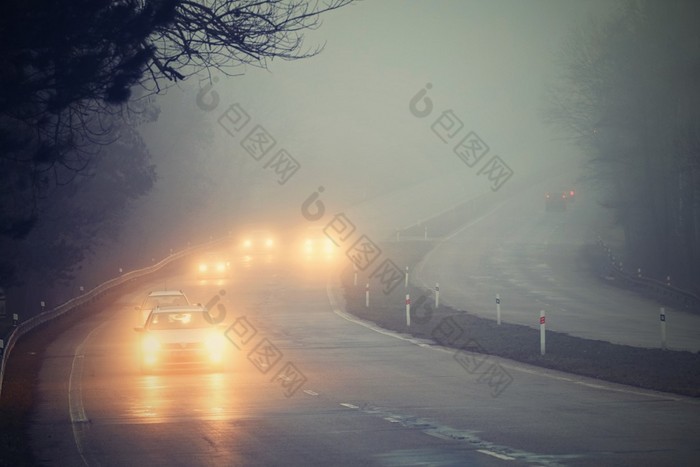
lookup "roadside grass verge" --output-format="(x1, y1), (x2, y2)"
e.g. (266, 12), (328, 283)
(343, 240), (700, 398)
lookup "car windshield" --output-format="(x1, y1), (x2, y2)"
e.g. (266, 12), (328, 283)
(146, 311), (209, 330)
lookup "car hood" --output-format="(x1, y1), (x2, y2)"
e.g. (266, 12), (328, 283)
(146, 327), (216, 344)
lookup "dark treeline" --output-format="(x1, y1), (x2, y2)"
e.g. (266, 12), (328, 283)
(548, 0), (700, 291)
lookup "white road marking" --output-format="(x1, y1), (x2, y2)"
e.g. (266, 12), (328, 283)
(477, 449), (516, 461)
(303, 389), (319, 396)
(69, 320), (110, 466)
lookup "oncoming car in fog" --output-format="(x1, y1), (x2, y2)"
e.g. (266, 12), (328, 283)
(134, 305), (227, 372)
(239, 229), (277, 253)
(299, 226), (336, 261)
(236, 228), (279, 265)
(197, 252), (231, 279)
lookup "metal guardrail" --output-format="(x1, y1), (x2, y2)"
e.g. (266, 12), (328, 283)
(595, 239), (700, 312)
(0, 237), (226, 399)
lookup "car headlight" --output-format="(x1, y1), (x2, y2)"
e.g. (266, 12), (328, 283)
(205, 333), (226, 352)
(205, 332), (226, 361)
(199, 263), (208, 273)
(142, 335), (161, 353)
(216, 262), (226, 272)
(265, 238), (274, 248)
(243, 239), (252, 248)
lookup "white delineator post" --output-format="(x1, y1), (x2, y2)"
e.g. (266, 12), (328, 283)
(540, 310), (546, 356)
(435, 283), (440, 308)
(12, 313), (18, 326)
(496, 294), (501, 325)
(365, 283), (369, 308)
(405, 294), (411, 326)
(404, 267), (409, 288)
(660, 307), (667, 350)
(353, 265), (358, 286)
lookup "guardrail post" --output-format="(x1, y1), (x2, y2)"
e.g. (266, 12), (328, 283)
(540, 310), (546, 356)
(496, 294), (501, 325)
(660, 307), (667, 350)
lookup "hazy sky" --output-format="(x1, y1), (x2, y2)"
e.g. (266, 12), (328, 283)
(130, 0), (618, 256)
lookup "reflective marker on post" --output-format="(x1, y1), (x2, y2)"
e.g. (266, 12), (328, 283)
(435, 283), (440, 308)
(660, 307), (667, 350)
(405, 294), (411, 327)
(540, 310), (546, 356)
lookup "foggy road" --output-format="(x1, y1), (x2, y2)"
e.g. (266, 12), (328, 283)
(28, 252), (700, 466)
(414, 179), (700, 352)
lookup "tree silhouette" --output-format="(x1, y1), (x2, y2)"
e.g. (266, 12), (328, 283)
(0, 0), (354, 289)
(0, 0), (353, 239)
(547, 1), (700, 289)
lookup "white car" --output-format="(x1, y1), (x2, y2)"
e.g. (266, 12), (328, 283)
(134, 305), (226, 372)
(135, 290), (190, 325)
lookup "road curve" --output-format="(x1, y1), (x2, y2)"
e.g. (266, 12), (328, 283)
(414, 181), (700, 352)
(28, 254), (700, 466)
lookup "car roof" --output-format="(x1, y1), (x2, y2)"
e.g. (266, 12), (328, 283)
(147, 290), (186, 297)
(150, 304), (205, 314)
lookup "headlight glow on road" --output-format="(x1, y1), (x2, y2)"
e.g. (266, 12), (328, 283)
(205, 332), (226, 362)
